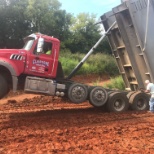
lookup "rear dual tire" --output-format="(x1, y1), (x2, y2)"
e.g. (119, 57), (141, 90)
(129, 91), (149, 111)
(67, 83), (149, 112)
(106, 92), (129, 112)
(89, 87), (108, 107)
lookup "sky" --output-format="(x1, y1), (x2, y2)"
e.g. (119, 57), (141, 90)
(59, 0), (121, 19)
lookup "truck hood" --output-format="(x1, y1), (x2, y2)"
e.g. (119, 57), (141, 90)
(0, 49), (27, 54)
(0, 49), (27, 61)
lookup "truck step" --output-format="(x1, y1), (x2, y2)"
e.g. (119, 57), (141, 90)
(129, 81), (138, 85)
(139, 53), (143, 56)
(136, 44), (140, 48)
(117, 45), (125, 49)
(123, 64), (131, 67)
(145, 72), (150, 75)
(121, 72), (125, 74)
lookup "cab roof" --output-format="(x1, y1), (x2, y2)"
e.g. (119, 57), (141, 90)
(26, 33), (60, 43)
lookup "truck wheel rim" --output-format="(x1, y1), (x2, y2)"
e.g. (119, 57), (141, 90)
(93, 90), (105, 101)
(136, 98), (146, 109)
(72, 86), (85, 99)
(89, 87), (108, 107)
(114, 99), (125, 111)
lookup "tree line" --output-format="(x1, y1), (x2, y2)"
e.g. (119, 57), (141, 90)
(0, 0), (111, 53)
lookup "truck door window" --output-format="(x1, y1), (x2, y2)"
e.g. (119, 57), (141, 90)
(33, 41), (52, 55)
(43, 42), (52, 55)
(23, 38), (35, 51)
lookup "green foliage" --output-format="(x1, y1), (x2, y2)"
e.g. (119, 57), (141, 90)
(0, 0), (72, 48)
(0, 0), (29, 48)
(0, 0), (112, 55)
(92, 78), (101, 86)
(59, 50), (119, 77)
(104, 76), (125, 90)
(99, 37), (112, 54)
(25, 0), (72, 41)
(66, 13), (102, 53)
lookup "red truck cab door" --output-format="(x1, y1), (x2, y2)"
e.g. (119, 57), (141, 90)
(24, 37), (59, 79)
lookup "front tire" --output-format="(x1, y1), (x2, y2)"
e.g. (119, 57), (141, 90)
(0, 74), (8, 99)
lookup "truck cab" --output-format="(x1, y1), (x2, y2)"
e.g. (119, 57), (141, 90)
(23, 33), (60, 78)
(0, 33), (63, 98)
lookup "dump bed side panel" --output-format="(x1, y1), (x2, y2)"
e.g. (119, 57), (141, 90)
(101, 10), (139, 91)
(127, 0), (154, 81)
(101, 0), (154, 90)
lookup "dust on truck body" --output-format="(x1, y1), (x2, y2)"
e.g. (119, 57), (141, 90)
(101, 0), (154, 91)
(0, 0), (152, 113)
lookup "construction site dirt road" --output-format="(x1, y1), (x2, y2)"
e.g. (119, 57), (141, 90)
(0, 76), (154, 153)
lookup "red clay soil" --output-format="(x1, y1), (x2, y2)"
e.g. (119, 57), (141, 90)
(0, 75), (154, 153)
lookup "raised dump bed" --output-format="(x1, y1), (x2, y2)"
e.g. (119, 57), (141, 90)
(101, 0), (154, 91)
(99, 0), (154, 111)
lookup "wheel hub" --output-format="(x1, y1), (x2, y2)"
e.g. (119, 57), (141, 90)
(89, 87), (108, 107)
(72, 86), (85, 99)
(114, 99), (124, 109)
(115, 101), (120, 107)
(94, 91), (104, 101)
(137, 98), (145, 108)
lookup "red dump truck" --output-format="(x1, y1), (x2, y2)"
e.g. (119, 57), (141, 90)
(0, 0), (152, 112)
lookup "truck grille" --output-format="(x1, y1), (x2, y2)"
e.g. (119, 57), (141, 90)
(10, 54), (23, 60)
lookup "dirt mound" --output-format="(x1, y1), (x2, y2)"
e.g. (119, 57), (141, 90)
(0, 98), (154, 153)
(0, 75), (154, 153)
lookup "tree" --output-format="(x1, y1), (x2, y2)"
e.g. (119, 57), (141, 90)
(0, 0), (30, 48)
(0, 0), (73, 48)
(25, 0), (58, 32)
(0, 0), (111, 54)
(25, 0), (72, 42)
(64, 13), (103, 53)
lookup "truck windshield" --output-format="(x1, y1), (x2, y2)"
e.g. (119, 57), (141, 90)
(23, 38), (35, 51)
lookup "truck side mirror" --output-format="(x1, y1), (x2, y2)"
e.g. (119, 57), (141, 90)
(37, 37), (44, 53)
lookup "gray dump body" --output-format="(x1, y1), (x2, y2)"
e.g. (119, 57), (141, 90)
(101, 0), (154, 91)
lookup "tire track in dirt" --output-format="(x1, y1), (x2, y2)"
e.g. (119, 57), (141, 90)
(0, 72), (154, 154)
(1, 96), (154, 153)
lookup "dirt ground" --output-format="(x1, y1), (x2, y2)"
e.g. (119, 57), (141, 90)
(0, 75), (154, 154)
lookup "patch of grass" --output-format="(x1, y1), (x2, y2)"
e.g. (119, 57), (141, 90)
(104, 76), (125, 90)
(92, 77), (101, 86)
(59, 50), (119, 77)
